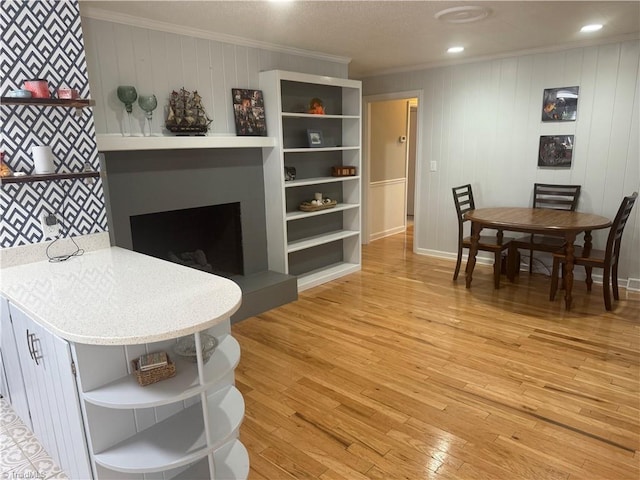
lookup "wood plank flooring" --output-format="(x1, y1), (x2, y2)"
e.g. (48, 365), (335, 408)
(232, 228), (639, 479)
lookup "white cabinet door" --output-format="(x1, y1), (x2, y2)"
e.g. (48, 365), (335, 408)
(0, 296), (31, 428)
(9, 303), (92, 480)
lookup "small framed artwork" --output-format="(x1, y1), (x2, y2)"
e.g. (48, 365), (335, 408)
(538, 135), (574, 168)
(232, 88), (267, 136)
(307, 129), (324, 148)
(542, 86), (579, 122)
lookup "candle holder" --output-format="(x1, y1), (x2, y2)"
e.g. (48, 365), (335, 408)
(138, 94), (158, 136)
(117, 86), (138, 136)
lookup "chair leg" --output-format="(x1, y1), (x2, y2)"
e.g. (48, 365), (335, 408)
(529, 248), (534, 273)
(612, 261), (620, 300)
(550, 257), (560, 300)
(453, 246), (463, 281)
(603, 266), (612, 311)
(585, 267), (593, 291)
(493, 252), (501, 289)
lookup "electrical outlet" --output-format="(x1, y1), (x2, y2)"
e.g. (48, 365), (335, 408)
(40, 213), (61, 239)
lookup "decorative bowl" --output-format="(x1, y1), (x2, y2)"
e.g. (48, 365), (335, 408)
(7, 89), (32, 98)
(173, 333), (218, 364)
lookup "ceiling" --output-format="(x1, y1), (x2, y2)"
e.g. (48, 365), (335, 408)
(79, 1), (640, 78)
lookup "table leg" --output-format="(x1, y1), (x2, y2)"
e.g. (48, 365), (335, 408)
(465, 222), (482, 288)
(563, 232), (577, 310)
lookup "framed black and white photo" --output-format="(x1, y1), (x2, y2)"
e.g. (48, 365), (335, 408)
(307, 129), (324, 148)
(538, 135), (574, 168)
(542, 86), (579, 122)
(232, 88), (267, 136)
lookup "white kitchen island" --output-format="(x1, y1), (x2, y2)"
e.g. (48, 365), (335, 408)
(0, 246), (248, 479)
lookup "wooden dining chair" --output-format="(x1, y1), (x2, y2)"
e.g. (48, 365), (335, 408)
(452, 184), (514, 289)
(550, 192), (637, 310)
(511, 183), (581, 273)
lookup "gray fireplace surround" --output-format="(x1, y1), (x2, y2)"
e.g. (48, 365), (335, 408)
(100, 147), (297, 322)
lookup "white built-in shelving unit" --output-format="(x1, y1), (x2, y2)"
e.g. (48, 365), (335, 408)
(259, 70), (362, 291)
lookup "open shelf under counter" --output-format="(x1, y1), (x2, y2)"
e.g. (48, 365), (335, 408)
(174, 440), (249, 480)
(96, 134), (276, 152)
(286, 202), (359, 222)
(81, 335), (240, 409)
(93, 385), (244, 474)
(287, 229), (360, 253)
(285, 175), (360, 188)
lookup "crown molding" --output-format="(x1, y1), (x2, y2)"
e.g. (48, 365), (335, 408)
(80, 6), (351, 66)
(356, 33), (640, 79)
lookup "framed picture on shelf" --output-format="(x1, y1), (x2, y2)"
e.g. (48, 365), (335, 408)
(541, 86), (579, 122)
(538, 135), (574, 168)
(307, 129), (324, 148)
(232, 88), (267, 136)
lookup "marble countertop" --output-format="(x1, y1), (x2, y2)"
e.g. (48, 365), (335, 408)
(0, 247), (242, 345)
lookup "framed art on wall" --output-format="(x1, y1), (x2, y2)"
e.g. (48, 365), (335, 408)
(307, 129), (324, 148)
(542, 86), (579, 122)
(538, 135), (574, 168)
(232, 89), (267, 136)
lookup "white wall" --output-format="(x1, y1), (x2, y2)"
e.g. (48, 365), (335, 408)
(362, 40), (640, 287)
(80, 17), (348, 136)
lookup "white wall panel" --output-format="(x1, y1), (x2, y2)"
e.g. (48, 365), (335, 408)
(363, 40), (640, 285)
(81, 17), (348, 137)
(369, 180), (406, 241)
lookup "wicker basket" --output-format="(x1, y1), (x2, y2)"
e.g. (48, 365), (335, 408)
(299, 200), (337, 212)
(132, 355), (176, 386)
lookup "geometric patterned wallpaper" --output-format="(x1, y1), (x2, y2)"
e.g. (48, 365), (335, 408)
(1, 0), (107, 248)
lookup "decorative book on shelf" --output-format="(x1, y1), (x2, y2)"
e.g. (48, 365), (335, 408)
(332, 166), (356, 177)
(137, 351), (168, 371)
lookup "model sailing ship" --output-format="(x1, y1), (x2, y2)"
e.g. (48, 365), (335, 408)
(166, 88), (212, 134)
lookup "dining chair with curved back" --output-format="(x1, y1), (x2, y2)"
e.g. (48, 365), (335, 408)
(550, 192), (638, 310)
(452, 184), (514, 289)
(512, 183), (581, 273)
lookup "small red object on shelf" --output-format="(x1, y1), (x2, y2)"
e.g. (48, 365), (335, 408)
(57, 88), (79, 99)
(23, 79), (50, 98)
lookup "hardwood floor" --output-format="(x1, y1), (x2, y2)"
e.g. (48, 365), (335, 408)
(232, 228), (640, 479)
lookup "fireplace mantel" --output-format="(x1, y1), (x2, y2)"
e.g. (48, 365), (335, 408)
(97, 134), (276, 151)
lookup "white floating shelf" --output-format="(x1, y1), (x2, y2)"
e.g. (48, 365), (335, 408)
(282, 112), (360, 120)
(97, 134), (276, 151)
(82, 336), (240, 409)
(284, 146), (359, 153)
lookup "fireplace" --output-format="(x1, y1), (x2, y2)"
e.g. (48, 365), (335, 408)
(130, 202), (243, 278)
(100, 147), (297, 322)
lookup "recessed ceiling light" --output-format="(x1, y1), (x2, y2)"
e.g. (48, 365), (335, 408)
(448, 46), (465, 54)
(435, 6), (492, 24)
(581, 24), (603, 33)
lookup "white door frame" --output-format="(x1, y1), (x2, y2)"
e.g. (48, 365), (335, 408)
(363, 90), (424, 250)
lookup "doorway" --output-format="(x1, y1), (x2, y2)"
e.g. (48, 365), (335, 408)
(363, 91), (422, 251)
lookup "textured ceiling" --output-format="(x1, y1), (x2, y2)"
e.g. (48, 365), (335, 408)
(79, 1), (640, 78)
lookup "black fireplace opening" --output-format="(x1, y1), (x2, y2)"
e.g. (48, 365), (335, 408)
(130, 203), (244, 277)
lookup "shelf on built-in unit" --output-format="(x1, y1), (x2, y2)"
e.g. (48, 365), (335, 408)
(287, 229), (360, 253)
(285, 176), (359, 188)
(286, 203), (359, 221)
(281, 112), (360, 120)
(93, 385), (244, 474)
(96, 134), (276, 151)
(296, 262), (361, 292)
(82, 336), (240, 409)
(1, 171), (99, 184)
(284, 146), (359, 153)
(1, 97), (96, 108)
